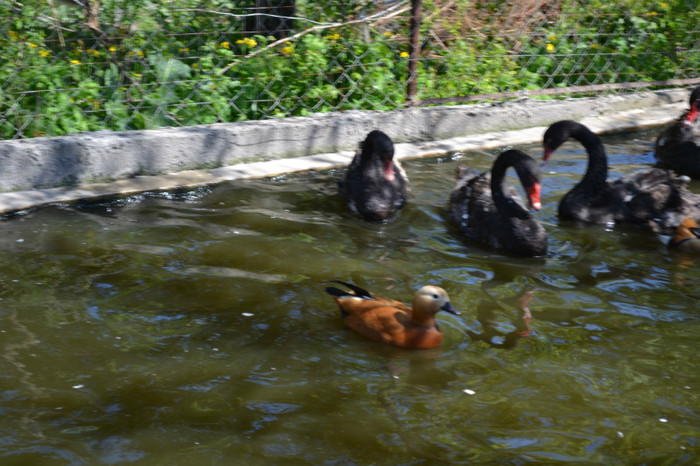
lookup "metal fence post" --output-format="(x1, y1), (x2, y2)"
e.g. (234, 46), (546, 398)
(407, 0), (422, 106)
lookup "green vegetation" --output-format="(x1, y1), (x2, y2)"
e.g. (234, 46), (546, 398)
(0, 1), (697, 139)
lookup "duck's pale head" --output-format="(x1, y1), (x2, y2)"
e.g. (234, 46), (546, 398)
(414, 286), (460, 316)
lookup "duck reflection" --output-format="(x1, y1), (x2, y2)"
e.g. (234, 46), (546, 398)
(467, 288), (534, 349)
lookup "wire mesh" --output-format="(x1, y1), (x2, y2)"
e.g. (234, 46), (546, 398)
(1, 0), (698, 139)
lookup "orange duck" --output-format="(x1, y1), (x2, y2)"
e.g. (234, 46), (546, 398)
(669, 218), (700, 252)
(326, 281), (460, 349)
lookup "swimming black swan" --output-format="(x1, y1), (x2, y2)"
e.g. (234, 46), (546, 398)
(655, 86), (700, 178)
(448, 149), (547, 257)
(338, 130), (409, 221)
(543, 120), (700, 233)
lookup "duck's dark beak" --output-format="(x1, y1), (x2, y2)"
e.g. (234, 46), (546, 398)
(441, 302), (460, 315)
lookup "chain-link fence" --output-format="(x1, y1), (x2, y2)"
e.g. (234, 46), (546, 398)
(2, 0), (699, 140)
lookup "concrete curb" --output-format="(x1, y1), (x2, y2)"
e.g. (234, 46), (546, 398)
(0, 89), (689, 214)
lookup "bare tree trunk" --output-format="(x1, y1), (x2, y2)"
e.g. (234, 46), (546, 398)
(245, 0), (295, 40)
(84, 0), (100, 31)
(407, 0), (421, 106)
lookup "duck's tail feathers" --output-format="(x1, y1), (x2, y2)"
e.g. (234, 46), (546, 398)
(325, 286), (349, 297)
(329, 280), (373, 299)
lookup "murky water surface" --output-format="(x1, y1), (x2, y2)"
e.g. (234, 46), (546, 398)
(1, 128), (699, 464)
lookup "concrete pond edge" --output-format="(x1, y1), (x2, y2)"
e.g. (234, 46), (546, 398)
(0, 88), (690, 214)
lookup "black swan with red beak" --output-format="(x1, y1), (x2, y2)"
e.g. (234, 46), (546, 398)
(543, 120), (700, 233)
(448, 149), (547, 257)
(655, 86), (700, 178)
(339, 130), (409, 221)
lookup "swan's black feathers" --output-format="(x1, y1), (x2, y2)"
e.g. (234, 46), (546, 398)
(654, 86), (700, 178)
(339, 130), (409, 221)
(546, 120), (700, 233)
(448, 150), (547, 257)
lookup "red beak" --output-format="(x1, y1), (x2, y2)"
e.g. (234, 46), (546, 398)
(383, 160), (396, 182)
(542, 147), (553, 166)
(683, 102), (699, 127)
(527, 182), (542, 211)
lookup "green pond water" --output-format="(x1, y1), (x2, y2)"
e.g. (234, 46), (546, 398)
(0, 128), (699, 465)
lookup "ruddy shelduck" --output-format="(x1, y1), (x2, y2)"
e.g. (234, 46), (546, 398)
(326, 281), (460, 349)
(669, 217), (700, 252)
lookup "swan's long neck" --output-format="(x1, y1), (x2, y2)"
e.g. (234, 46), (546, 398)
(490, 156), (530, 219)
(570, 124), (608, 193)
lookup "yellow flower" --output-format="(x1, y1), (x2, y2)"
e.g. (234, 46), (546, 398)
(220, 41), (230, 49)
(383, 32), (392, 37)
(235, 38), (257, 48)
(546, 43), (555, 52)
(109, 46), (116, 52)
(549, 35), (557, 41)
(660, 2), (668, 7)
(28, 42), (38, 48)
(136, 50), (144, 57)
(178, 47), (190, 52)
(646, 11), (658, 16)
(400, 51), (410, 58)
(327, 33), (340, 40)
(9, 31), (18, 41)
(70, 59), (81, 64)
(281, 46), (293, 55)
(39, 50), (50, 58)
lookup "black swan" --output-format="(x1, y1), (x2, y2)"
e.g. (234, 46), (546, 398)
(654, 86), (700, 178)
(448, 149), (547, 257)
(338, 130), (409, 221)
(543, 120), (700, 233)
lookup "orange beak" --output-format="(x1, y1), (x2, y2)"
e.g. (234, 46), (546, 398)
(684, 102), (699, 127)
(527, 182), (542, 211)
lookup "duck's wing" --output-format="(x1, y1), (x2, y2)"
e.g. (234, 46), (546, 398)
(327, 280), (411, 311)
(341, 302), (442, 348)
(329, 280), (373, 299)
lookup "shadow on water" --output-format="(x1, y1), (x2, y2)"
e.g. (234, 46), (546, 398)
(0, 128), (699, 463)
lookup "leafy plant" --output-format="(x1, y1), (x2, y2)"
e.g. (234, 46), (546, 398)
(0, 1), (697, 139)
